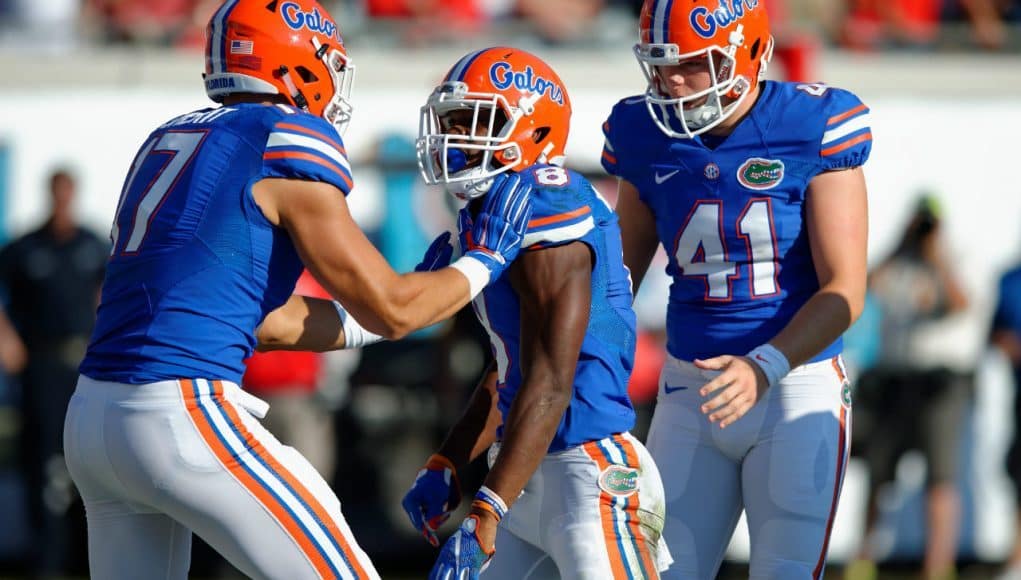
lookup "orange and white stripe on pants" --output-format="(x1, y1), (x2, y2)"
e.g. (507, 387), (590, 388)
(812, 357), (852, 580)
(582, 434), (660, 580)
(179, 378), (367, 580)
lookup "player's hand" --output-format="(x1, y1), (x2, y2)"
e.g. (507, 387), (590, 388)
(465, 173), (532, 281)
(416, 232), (454, 273)
(695, 355), (769, 428)
(401, 454), (462, 547)
(428, 514), (495, 580)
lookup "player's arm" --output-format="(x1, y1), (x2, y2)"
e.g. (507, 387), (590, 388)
(768, 166), (868, 367)
(436, 364), (502, 465)
(400, 364), (501, 546)
(473, 240), (592, 548)
(253, 177), (523, 340)
(256, 294), (347, 351)
(615, 178), (659, 295)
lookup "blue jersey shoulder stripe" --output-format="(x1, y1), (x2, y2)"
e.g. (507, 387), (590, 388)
(262, 151), (353, 192)
(270, 120), (348, 156)
(821, 104), (871, 157)
(264, 118), (353, 192)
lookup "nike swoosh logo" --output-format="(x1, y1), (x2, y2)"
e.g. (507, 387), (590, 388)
(664, 384), (689, 393)
(654, 170), (680, 184)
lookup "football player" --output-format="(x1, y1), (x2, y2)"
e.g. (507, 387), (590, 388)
(402, 46), (671, 580)
(66, 2), (532, 579)
(602, 1), (870, 578)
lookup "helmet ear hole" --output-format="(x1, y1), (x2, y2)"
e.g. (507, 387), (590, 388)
(532, 127), (550, 143)
(750, 38), (761, 61)
(295, 66), (318, 83)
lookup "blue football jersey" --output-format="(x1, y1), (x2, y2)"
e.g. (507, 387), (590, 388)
(461, 165), (637, 453)
(80, 104), (354, 384)
(602, 81), (872, 363)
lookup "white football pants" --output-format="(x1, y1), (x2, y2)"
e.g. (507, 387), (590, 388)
(484, 432), (673, 579)
(648, 356), (851, 580)
(63, 375), (378, 580)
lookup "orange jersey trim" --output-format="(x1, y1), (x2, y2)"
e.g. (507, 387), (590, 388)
(263, 151), (353, 191)
(827, 104), (868, 126)
(528, 206), (591, 229)
(821, 132), (872, 157)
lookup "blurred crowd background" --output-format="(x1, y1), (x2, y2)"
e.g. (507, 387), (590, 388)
(0, 0), (1020, 579)
(1, 0), (1020, 52)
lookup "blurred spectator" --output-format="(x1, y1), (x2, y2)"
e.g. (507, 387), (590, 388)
(0, 0), (79, 53)
(363, 0), (609, 46)
(515, 0), (606, 45)
(0, 306), (26, 376)
(957, 0), (1020, 50)
(363, 0), (488, 45)
(847, 194), (972, 580)
(840, 291), (883, 381)
(837, 0), (939, 49)
(840, 0), (943, 50)
(767, 0), (820, 82)
(82, 0), (219, 48)
(840, 0), (1020, 51)
(0, 167), (109, 578)
(242, 270), (337, 480)
(990, 255), (1021, 580)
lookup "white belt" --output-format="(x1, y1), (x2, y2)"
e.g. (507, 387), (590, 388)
(222, 382), (270, 419)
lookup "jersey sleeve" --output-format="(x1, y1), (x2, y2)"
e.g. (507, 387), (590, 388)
(818, 88), (873, 170)
(601, 113), (621, 177)
(520, 168), (596, 250)
(601, 97), (652, 185)
(261, 113), (354, 195)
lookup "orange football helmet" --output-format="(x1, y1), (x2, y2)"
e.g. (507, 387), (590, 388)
(635, 0), (773, 138)
(203, 0), (355, 134)
(417, 47), (572, 200)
